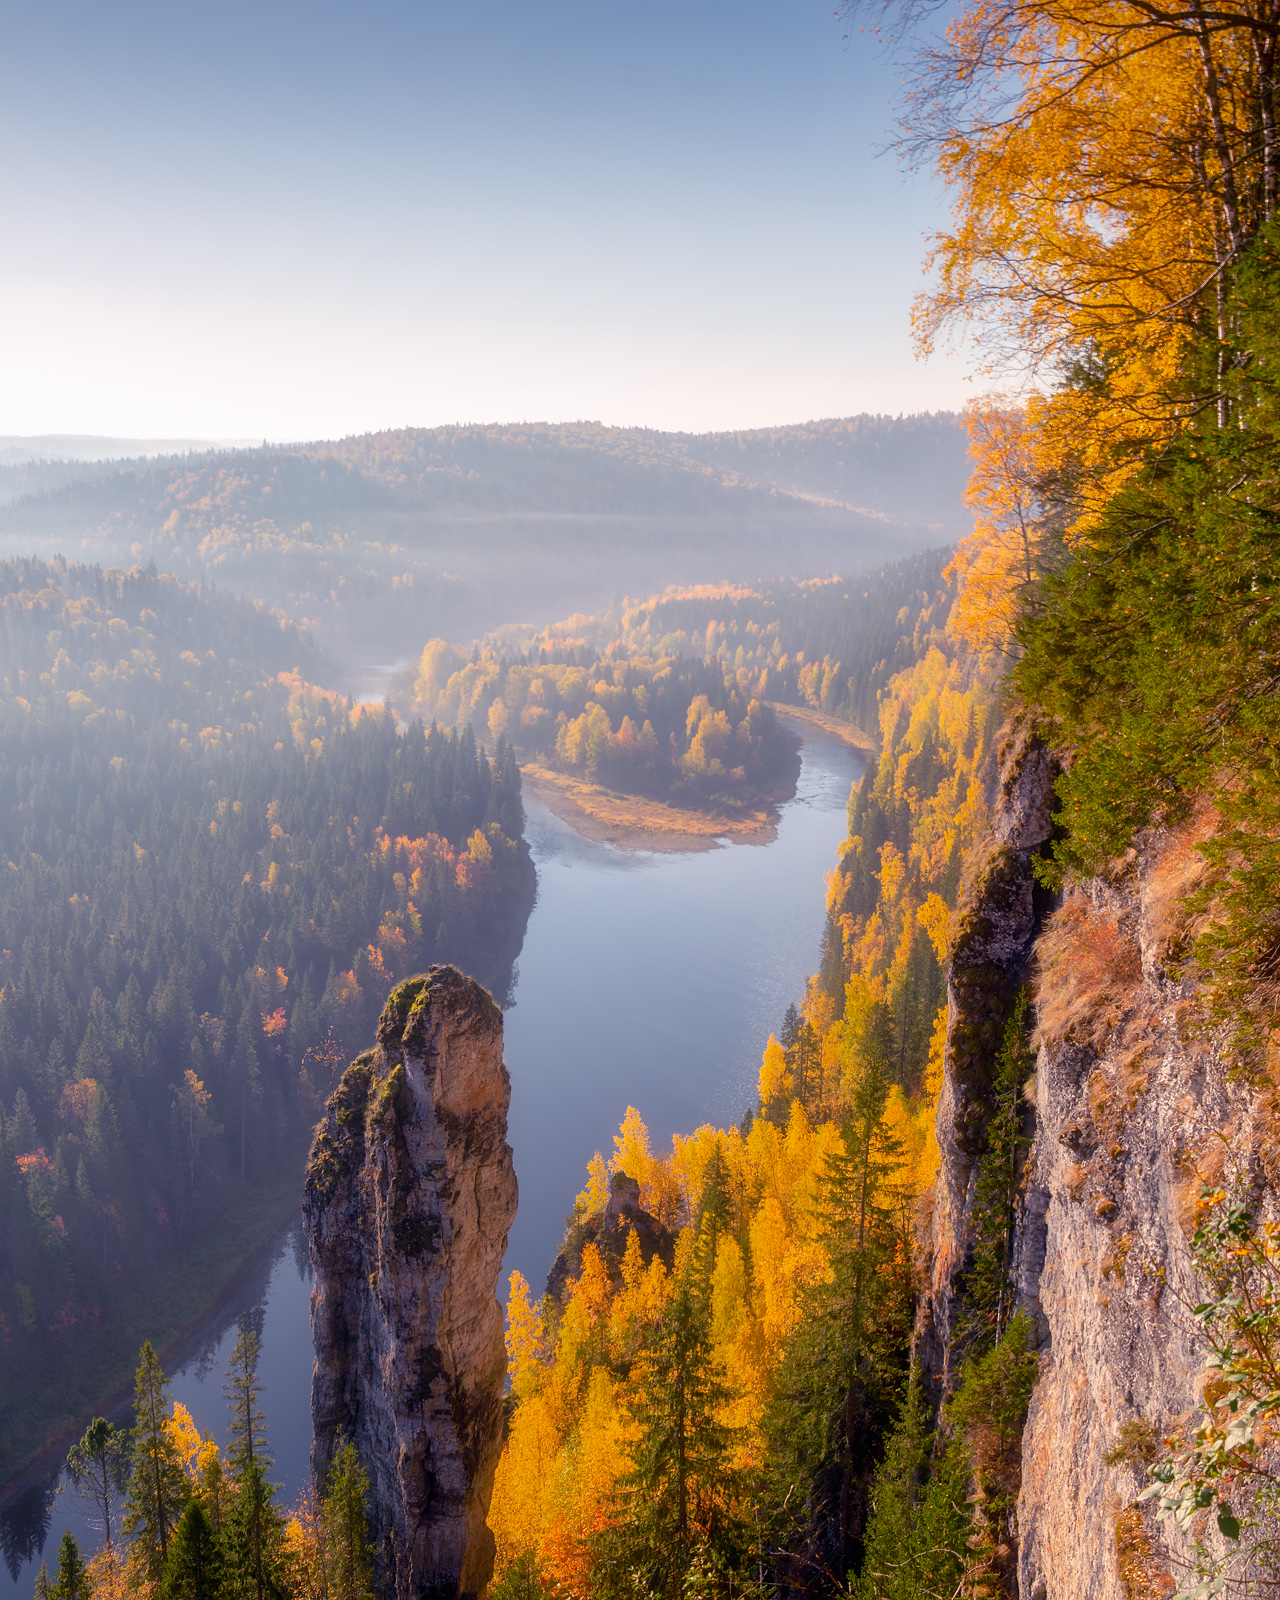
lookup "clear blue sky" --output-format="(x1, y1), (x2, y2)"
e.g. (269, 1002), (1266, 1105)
(0, 0), (970, 439)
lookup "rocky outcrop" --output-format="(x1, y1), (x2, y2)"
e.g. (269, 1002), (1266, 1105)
(1012, 847), (1252, 1600)
(545, 1171), (675, 1304)
(924, 724), (1270, 1595)
(919, 722), (1057, 1402)
(305, 966), (518, 1600)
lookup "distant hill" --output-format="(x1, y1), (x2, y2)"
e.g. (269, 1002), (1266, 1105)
(297, 415), (971, 524)
(0, 417), (972, 682)
(0, 434), (241, 466)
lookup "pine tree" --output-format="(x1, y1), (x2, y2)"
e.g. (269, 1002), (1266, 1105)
(51, 1533), (89, 1600)
(124, 1341), (190, 1576)
(65, 1416), (130, 1547)
(159, 1499), (224, 1600)
(321, 1439), (375, 1600)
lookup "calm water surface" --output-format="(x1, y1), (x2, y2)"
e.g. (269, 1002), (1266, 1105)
(0, 725), (860, 1596)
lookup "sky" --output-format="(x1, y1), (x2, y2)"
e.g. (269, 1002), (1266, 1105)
(0, 0), (970, 441)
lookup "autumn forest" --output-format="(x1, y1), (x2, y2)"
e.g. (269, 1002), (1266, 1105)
(9, 0), (1280, 1587)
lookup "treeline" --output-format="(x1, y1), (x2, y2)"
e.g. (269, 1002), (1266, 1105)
(42, 1332), (374, 1600)
(400, 644), (798, 809)
(0, 420), (965, 557)
(451, 550), (956, 736)
(0, 428), (958, 684)
(0, 559), (534, 1483)
(486, 602), (1035, 1596)
(394, 552), (954, 815)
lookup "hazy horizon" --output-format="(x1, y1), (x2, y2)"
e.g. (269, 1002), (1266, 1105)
(0, 407), (966, 466)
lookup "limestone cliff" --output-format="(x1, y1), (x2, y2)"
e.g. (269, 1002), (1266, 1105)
(304, 966), (518, 1600)
(927, 732), (1269, 1596)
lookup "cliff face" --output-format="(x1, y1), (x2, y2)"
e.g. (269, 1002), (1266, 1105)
(1012, 835), (1256, 1600)
(920, 724), (1057, 1404)
(928, 736), (1264, 1596)
(304, 966), (518, 1600)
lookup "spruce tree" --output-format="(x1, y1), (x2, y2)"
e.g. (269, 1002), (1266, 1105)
(221, 1326), (283, 1600)
(221, 1460), (285, 1600)
(51, 1534), (89, 1600)
(124, 1341), (189, 1577)
(321, 1439), (375, 1600)
(765, 1046), (913, 1584)
(224, 1327), (272, 1474)
(594, 1286), (744, 1599)
(159, 1499), (224, 1600)
(966, 992), (1034, 1341)
(853, 1375), (971, 1600)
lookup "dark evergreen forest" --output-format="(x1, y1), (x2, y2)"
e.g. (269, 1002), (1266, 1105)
(0, 559), (534, 1481)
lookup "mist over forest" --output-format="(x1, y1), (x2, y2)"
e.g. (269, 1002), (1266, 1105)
(0, 404), (986, 1600)
(0, 417), (970, 684)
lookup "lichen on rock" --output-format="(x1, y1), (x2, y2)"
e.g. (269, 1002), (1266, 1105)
(305, 965), (518, 1600)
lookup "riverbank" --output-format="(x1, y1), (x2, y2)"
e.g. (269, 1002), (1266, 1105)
(767, 701), (877, 753)
(519, 765), (781, 852)
(0, 1153), (308, 1497)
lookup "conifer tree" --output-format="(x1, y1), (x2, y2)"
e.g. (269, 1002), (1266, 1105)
(224, 1327), (271, 1474)
(321, 1439), (375, 1600)
(965, 992), (1033, 1341)
(11, 1088), (36, 1154)
(765, 1048), (914, 1583)
(221, 1461), (285, 1600)
(51, 1534), (89, 1600)
(688, 1145), (730, 1301)
(595, 1285), (744, 1599)
(159, 1499), (224, 1600)
(65, 1416), (129, 1547)
(124, 1341), (189, 1576)
(221, 1325), (283, 1600)
(853, 1375), (971, 1600)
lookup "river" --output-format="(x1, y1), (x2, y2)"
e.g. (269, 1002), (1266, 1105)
(0, 724), (861, 1595)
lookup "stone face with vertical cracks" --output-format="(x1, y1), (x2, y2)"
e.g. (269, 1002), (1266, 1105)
(304, 966), (518, 1600)
(918, 722), (1057, 1403)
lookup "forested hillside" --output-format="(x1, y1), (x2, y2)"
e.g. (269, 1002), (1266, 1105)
(485, 601), (1004, 1596)
(0, 421), (967, 678)
(398, 645), (800, 813)
(407, 551), (953, 770)
(0, 560), (534, 1484)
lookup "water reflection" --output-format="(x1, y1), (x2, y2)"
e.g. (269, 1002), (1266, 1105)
(0, 1216), (313, 1598)
(0, 1481), (55, 1586)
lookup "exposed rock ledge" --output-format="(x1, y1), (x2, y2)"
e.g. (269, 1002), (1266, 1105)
(304, 966), (517, 1600)
(924, 724), (1264, 1596)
